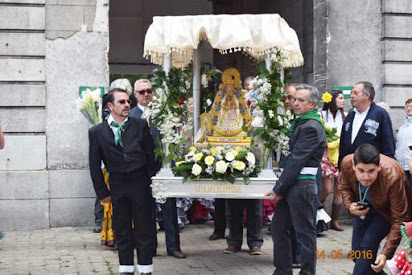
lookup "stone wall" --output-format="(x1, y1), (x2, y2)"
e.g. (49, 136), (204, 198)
(0, 0), (109, 230)
(382, 0), (412, 130)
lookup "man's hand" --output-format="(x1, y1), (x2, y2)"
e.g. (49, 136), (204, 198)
(266, 190), (282, 202)
(101, 196), (111, 203)
(371, 254), (386, 273)
(349, 202), (370, 216)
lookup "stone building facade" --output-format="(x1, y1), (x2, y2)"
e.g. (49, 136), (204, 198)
(0, 0), (410, 230)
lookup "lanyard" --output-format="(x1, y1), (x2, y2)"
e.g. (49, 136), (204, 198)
(358, 184), (370, 203)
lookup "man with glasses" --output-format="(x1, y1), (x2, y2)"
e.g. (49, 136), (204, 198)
(338, 81), (395, 168)
(89, 88), (156, 275)
(130, 79), (187, 259)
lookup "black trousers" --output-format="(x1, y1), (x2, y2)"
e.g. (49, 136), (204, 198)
(109, 168), (155, 267)
(227, 199), (263, 248)
(213, 198), (227, 235)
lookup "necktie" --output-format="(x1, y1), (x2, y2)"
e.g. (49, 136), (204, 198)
(110, 120), (126, 145)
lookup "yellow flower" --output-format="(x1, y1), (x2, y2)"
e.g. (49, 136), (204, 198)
(194, 152), (204, 162)
(235, 146), (243, 152)
(176, 161), (185, 167)
(233, 161), (246, 171)
(210, 148), (217, 155)
(322, 92), (332, 103)
(231, 150), (239, 157)
(190, 146), (197, 152)
(204, 156), (215, 165)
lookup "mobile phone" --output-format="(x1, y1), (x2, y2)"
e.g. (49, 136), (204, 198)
(357, 202), (369, 210)
(408, 143), (412, 152)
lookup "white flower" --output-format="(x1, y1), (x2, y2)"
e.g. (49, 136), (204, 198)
(201, 74), (208, 88)
(268, 110), (274, 118)
(216, 160), (229, 174)
(185, 80), (191, 90)
(277, 116), (283, 126)
(246, 152), (256, 165)
(225, 151), (235, 162)
(191, 163), (202, 176)
(233, 161), (246, 171)
(206, 99), (212, 106)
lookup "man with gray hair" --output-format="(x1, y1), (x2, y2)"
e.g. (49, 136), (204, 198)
(267, 84), (326, 275)
(338, 81), (395, 168)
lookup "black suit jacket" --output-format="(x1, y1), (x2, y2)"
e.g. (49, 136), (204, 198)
(273, 119), (326, 197)
(130, 106), (162, 173)
(89, 117), (156, 200)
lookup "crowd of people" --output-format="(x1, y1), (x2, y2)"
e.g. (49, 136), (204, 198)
(88, 76), (412, 275)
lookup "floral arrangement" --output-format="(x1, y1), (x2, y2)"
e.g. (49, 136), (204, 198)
(172, 146), (260, 184)
(76, 88), (102, 126)
(148, 64), (220, 164)
(249, 61), (293, 165)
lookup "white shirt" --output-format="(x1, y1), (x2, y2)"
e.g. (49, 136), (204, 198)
(107, 114), (128, 136)
(321, 109), (345, 132)
(138, 103), (150, 117)
(395, 116), (412, 170)
(351, 107), (370, 144)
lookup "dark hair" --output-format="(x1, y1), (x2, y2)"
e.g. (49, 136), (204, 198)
(101, 94), (110, 120)
(106, 88), (128, 104)
(322, 90), (346, 121)
(356, 81), (375, 101)
(353, 144), (380, 166)
(406, 98), (412, 105)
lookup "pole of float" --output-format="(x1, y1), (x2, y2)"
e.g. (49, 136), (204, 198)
(162, 53), (172, 170)
(192, 49), (201, 137)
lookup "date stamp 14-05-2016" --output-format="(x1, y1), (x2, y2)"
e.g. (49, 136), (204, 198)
(316, 249), (373, 260)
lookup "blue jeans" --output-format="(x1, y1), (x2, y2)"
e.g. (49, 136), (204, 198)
(156, 198), (181, 253)
(352, 209), (390, 275)
(272, 179), (317, 275)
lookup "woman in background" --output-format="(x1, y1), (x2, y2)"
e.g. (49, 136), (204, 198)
(319, 90), (346, 231)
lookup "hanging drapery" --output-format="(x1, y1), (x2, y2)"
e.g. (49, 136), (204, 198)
(144, 14), (304, 68)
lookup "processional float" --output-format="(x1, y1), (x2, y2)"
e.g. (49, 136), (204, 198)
(143, 14), (304, 201)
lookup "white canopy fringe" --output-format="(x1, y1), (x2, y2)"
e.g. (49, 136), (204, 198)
(144, 14), (304, 68)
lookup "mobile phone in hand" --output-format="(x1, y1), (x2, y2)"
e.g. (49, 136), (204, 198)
(357, 201), (369, 210)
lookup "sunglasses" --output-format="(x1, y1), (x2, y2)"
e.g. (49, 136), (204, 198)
(137, 89), (152, 95)
(115, 99), (132, 105)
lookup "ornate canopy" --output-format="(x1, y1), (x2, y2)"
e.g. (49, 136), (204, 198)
(144, 14), (304, 68)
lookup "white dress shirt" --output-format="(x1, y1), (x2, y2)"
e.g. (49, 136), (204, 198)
(351, 107), (370, 144)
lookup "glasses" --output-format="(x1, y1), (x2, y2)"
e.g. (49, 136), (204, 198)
(115, 99), (132, 105)
(406, 105), (412, 109)
(137, 89), (152, 95)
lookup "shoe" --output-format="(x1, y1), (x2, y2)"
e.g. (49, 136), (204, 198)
(93, 224), (102, 233)
(209, 232), (225, 240)
(250, 246), (262, 255)
(292, 262), (302, 269)
(224, 245), (241, 254)
(119, 273), (133, 275)
(168, 250), (187, 259)
(141, 273), (152, 275)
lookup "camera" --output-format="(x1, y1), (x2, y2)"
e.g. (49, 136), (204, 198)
(357, 201), (369, 210)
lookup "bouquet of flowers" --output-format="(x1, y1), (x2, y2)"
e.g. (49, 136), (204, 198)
(172, 146), (260, 184)
(249, 61), (293, 166)
(76, 88), (101, 126)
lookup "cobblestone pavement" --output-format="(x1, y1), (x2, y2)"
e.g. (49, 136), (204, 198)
(0, 222), (395, 275)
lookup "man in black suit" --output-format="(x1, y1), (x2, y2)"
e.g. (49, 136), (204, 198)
(130, 79), (186, 259)
(89, 88), (156, 275)
(267, 84), (326, 275)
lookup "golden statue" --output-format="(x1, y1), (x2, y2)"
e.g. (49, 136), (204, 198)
(195, 68), (253, 146)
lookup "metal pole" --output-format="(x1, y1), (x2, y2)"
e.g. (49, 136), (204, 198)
(192, 49), (201, 136)
(264, 53), (272, 73)
(163, 53), (172, 75)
